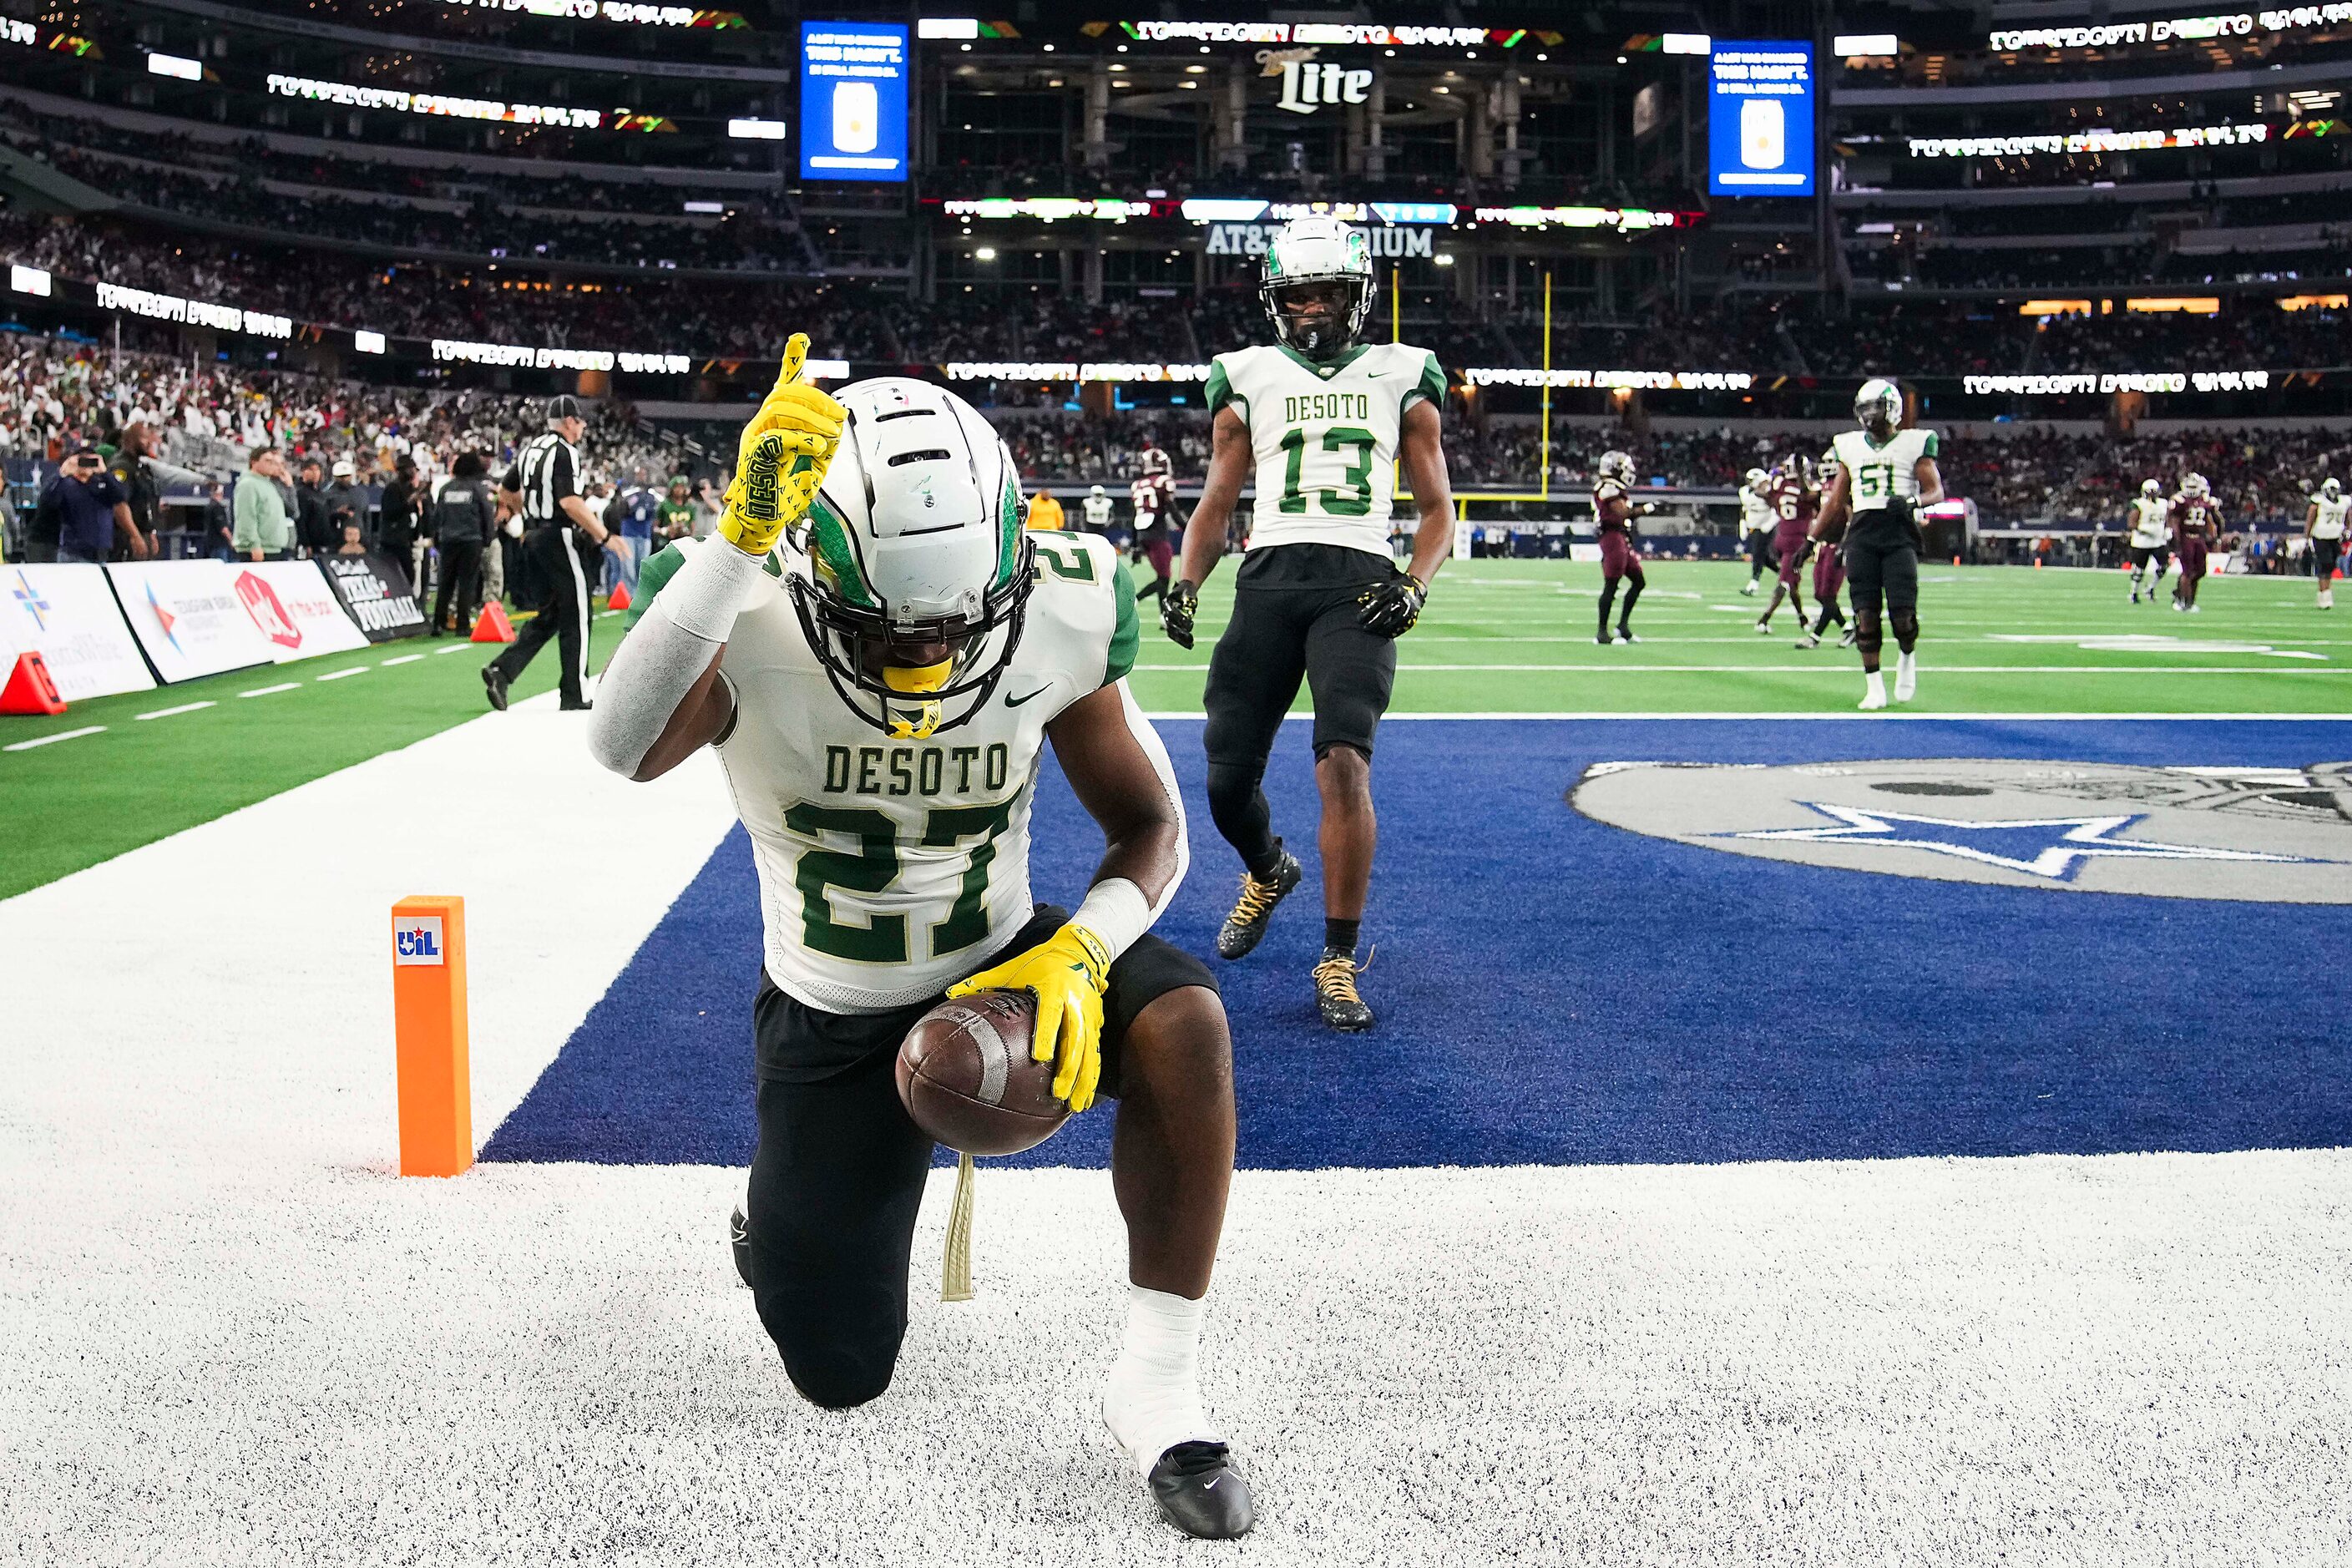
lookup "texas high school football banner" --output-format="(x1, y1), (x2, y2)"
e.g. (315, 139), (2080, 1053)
(0, 563), (156, 701)
(106, 560), (278, 684)
(318, 552), (427, 642)
(230, 560), (372, 663)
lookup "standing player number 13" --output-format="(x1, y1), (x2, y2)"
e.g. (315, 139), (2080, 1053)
(1277, 426), (1377, 517)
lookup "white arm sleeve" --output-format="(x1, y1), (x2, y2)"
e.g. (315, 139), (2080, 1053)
(585, 543), (764, 778)
(1069, 680), (1188, 960)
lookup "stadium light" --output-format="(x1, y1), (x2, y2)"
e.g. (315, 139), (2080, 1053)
(1832, 33), (1899, 57)
(918, 18), (981, 39)
(1662, 33), (1710, 54)
(354, 330), (387, 354)
(146, 50), (202, 80)
(728, 118), (788, 140)
(10, 263), (51, 296)
(682, 200), (726, 213)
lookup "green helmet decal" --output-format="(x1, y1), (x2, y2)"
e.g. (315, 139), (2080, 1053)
(996, 474), (1020, 587)
(807, 494), (878, 609)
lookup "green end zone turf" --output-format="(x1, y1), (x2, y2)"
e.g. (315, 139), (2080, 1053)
(3, 566), (2345, 901)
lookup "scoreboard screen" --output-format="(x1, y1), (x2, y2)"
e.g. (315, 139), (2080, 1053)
(1708, 41), (1814, 196)
(799, 22), (909, 181)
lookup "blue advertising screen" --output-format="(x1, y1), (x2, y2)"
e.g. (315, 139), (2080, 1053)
(1708, 41), (1814, 196)
(798, 22), (908, 182)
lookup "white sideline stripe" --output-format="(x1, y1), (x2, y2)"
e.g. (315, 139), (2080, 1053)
(434, 643), (473, 655)
(3, 724), (105, 751)
(238, 682), (301, 697)
(314, 666), (369, 681)
(134, 701), (215, 721)
(380, 655), (424, 667)
(1138, 711), (2352, 722)
(1136, 663), (2352, 675)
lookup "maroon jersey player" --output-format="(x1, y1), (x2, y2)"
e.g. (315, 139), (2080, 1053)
(1591, 449), (1650, 645)
(2170, 473), (2221, 613)
(1130, 446), (1180, 607)
(1755, 457), (1816, 637)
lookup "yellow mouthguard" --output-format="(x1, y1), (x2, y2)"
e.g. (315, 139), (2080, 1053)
(883, 659), (954, 694)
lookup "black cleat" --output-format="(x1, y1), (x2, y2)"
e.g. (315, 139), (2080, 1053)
(1216, 848), (1301, 960)
(482, 665), (510, 711)
(1146, 1442), (1256, 1540)
(1313, 947), (1374, 1031)
(730, 1205), (753, 1289)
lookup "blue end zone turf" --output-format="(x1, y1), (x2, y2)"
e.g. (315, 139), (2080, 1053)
(482, 720), (2352, 1170)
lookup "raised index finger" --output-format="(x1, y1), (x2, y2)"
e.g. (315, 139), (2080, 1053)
(775, 332), (809, 392)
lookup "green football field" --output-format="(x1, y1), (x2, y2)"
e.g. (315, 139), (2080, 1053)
(3, 562), (2344, 901)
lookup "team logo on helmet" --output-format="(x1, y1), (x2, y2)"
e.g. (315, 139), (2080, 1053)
(1259, 215), (1375, 361)
(1571, 759), (2352, 902)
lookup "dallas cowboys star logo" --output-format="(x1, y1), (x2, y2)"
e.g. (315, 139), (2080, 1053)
(1726, 802), (2306, 880)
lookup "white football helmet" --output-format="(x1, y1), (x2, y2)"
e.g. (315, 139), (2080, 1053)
(789, 377), (1032, 740)
(1854, 378), (1903, 433)
(1596, 450), (1637, 487)
(2323, 478), (2341, 500)
(1744, 467), (1769, 490)
(2141, 478), (2162, 498)
(1090, 483), (1106, 498)
(1140, 446), (1171, 478)
(2181, 472), (2210, 499)
(1260, 215), (1375, 360)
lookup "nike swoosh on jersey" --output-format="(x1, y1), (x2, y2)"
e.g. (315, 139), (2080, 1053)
(1004, 685), (1052, 707)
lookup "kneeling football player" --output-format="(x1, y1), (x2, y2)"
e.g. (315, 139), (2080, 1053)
(589, 346), (1254, 1540)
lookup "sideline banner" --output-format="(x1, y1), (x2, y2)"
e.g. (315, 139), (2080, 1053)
(319, 551), (427, 641)
(0, 564), (156, 701)
(231, 560), (372, 662)
(107, 560), (278, 683)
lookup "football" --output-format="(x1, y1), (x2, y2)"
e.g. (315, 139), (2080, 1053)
(894, 989), (1070, 1156)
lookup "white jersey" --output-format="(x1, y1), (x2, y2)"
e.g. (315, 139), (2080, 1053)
(1207, 341), (1444, 558)
(1082, 493), (1115, 530)
(2312, 494), (2349, 539)
(638, 532), (1149, 1014)
(1738, 488), (1773, 535)
(1829, 427), (1940, 515)
(2129, 495), (2172, 549)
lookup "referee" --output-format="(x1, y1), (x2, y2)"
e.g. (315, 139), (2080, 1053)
(483, 395), (618, 713)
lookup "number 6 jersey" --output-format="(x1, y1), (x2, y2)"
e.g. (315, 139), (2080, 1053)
(631, 531), (1152, 1014)
(1206, 341), (1444, 559)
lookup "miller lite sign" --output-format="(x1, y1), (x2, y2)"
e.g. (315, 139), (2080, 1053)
(1260, 48), (1372, 115)
(394, 913), (446, 967)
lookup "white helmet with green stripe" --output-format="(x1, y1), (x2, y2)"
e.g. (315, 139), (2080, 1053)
(1261, 214), (1375, 360)
(788, 377), (1034, 739)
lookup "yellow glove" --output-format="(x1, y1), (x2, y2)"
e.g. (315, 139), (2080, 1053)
(945, 923), (1111, 1112)
(720, 333), (847, 559)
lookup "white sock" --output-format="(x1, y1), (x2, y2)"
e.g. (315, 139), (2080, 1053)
(1102, 1284), (1218, 1476)
(1862, 670), (1887, 705)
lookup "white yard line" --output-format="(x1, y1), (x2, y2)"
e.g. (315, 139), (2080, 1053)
(379, 654), (425, 667)
(2, 724), (105, 751)
(237, 682), (302, 697)
(433, 643), (474, 655)
(134, 701), (216, 721)
(314, 665), (370, 681)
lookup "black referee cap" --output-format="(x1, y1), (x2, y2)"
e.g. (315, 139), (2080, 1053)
(545, 394), (584, 424)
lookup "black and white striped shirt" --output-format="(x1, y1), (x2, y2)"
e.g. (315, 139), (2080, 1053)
(503, 432), (582, 526)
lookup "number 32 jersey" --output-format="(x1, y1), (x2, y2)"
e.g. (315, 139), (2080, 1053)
(1206, 341), (1444, 559)
(634, 532), (1150, 1014)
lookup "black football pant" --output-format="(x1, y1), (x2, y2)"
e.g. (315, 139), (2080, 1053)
(432, 539), (482, 635)
(741, 905), (1211, 1409)
(1201, 544), (1397, 878)
(489, 526), (589, 707)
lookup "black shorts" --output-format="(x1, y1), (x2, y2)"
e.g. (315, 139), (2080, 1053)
(1844, 518), (1921, 615)
(1203, 542), (1399, 766)
(1748, 530), (1778, 569)
(741, 903), (1215, 1407)
(2313, 537), (2343, 578)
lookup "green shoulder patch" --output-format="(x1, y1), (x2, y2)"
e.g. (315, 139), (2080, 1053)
(1105, 556), (1140, 686)
(1920, 431), (1941, 458)
(1402, 347), (1445, 413)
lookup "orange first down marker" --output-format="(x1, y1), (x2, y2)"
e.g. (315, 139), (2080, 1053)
(392, 896), (473, 1176)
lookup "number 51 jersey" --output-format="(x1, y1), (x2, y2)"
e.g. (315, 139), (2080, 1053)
(1207, 341), (1444, 559)
(634, 531), (1149, 1015)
